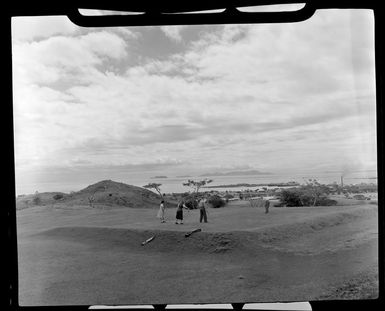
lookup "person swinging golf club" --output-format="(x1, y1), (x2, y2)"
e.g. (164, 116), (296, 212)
(175, 199), (188, 224)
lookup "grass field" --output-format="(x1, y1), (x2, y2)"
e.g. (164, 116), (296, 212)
(17, 203), (378, 306)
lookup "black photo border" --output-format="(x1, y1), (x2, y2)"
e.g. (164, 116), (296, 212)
(3, 1), (384, 311)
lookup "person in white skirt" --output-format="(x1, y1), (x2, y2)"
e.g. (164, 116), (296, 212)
(157, 200), (166, 223)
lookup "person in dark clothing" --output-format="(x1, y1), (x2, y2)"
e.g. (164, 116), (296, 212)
(175, 200), (187, 224)
(198, 198), (208, 223)
(265, 199), (270, 214)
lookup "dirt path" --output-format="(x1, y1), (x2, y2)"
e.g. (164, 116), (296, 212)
(16, 204), (378, 306)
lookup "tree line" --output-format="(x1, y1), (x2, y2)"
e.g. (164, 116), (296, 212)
(144, 178), (344, 208)
(143, 178), (225, 208)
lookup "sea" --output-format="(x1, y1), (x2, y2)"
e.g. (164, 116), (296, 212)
(15, 170), (378, 196)
(137, 171), (378, 194)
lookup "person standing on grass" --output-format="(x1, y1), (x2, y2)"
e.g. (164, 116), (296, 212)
(157, 200), (166, 223)
(198, 197), (208, 223)
(175, 199), (188, 224)
(265, 199), (270, 214)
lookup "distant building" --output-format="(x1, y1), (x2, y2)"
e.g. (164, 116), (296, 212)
(227, 197), (239, 201)
(353, 194), (367, 200)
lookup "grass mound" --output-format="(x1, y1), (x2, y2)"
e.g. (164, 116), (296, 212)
(255, 206), (376, 244)
(35, 226), (257, 255)
(16, 180), (166, 209)
(69, 180), (162, 208)
(32, 205), (377, 255)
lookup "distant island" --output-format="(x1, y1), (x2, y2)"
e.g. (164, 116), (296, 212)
(151, 176), (168, 179)
(203, 181), (300, 188)
(176, 175), (192, 178)
(199, 170), (272, 177)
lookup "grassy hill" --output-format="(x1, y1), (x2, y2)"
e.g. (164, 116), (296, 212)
(16, 180), (168, 209)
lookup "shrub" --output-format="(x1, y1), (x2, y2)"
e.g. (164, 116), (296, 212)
(279, 189), (304, 207)
(321, 198), (338, 206)
(273, 202), (286, 207)
(207, 195), (226, 208)
(184, 200), (196, 209)
(53, 194), (64, 200)
(279, 188), (337, 207)
(183, 193), (201, 209)
(32, 196), (41, 205)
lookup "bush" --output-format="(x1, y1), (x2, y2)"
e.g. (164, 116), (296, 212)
(207, 195), (226, 208)
(32, 196), (41, 205)
(53, 194), (64, 200)
(183, 193), (201, 209)
(279, 189), (304, 207)
(279, 186), (337, 207)
(181, 192), (192, 198)
(273, 202), (286, 207)
(321, 198), (338, 206)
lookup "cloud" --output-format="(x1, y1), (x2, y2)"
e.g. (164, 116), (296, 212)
(12, 16), (78, 42)
(12, 31), (129, 86)
(12, 10), (377, 193)
(160, 25), (187, 42)
(179, 11), (374, 101)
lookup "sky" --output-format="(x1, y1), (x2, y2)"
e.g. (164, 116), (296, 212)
(12, 9), (377, 194)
